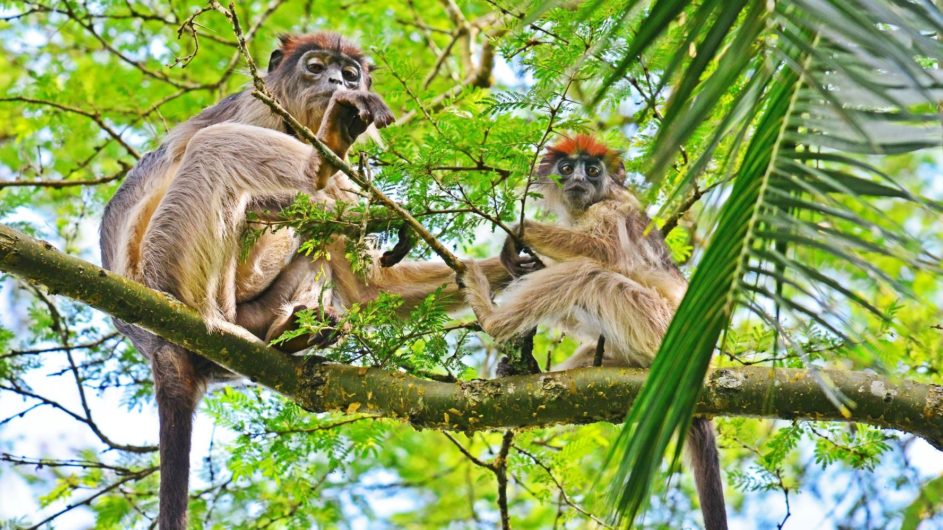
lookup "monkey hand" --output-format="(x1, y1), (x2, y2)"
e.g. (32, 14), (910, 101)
(500, 235), (544, 278)
(327, 90), (395, 144)
(380, 224), (414, 267)
(456, 259), (486, 293)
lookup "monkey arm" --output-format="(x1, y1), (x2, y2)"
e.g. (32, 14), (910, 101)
(518, 220), (615, 263)
(369, 256), (510, 313)
(329, 237), (510, 314)
(314, 91), (394, 189)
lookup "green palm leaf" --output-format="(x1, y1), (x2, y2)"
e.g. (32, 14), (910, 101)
(568, 0), (943, 526)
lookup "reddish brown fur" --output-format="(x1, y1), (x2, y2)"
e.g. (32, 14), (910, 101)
(277, 32), (366, 64)
(465, 133), (727, 529)
(550, 134), (613, 158)
(538, 134), (623, 176)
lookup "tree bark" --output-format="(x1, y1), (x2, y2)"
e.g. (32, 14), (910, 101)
(1, 223), (941, 447)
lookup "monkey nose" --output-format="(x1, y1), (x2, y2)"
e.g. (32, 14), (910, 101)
(565, 181), (591, 194)
(328, 76), (343, 85)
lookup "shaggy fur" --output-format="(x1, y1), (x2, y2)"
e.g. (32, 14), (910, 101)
(463, 135), (728, 529)
(99, 33), (509, 530)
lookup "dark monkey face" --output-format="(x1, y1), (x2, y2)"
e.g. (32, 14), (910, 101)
(537, 135), (626, 213)
(265, 33), (374, 129)
(297, 49), (364, 94)
(552, 155), (609, 211)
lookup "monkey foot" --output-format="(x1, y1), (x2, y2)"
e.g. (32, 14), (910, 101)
(495, 355), (542, 377)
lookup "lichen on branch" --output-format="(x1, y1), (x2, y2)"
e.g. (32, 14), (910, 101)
(0, 222), (941, 447)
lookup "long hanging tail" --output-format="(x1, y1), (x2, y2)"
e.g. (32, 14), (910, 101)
(686, 417), (728, 530)
(152, 343), (205, 530)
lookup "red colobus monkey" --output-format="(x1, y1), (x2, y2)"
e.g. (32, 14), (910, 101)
(100, 33), (509, 529)
(463, 134), (728, 530)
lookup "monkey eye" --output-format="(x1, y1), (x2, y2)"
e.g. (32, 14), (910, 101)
(306, 60), (325, 74)
(342, 66), (360, 82)
(587, 165), (601, 178)
(559, 163), (574, 176)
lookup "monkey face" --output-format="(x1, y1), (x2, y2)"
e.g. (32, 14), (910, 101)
(265, 33), (374, 130)
(552, 155), (609, 211)
(535, 134), (625, 214)
(282, 49), (368, 116)
(297, 50), (365, 94)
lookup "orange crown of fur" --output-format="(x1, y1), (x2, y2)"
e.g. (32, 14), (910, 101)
(539, 134), (623, 176)
(547, 134), (615, 158)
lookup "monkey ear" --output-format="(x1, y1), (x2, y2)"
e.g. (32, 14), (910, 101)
(269, 33), (297, 72)
(610, 161), (627, 184)
(536, 149), (562, 177)
(363, 61), (377, 88)
(268, 49), (284, 72)
(277, 33), (295, 46)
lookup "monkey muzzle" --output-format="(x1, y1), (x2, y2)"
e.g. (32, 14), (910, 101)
(563, 182), (592, 197)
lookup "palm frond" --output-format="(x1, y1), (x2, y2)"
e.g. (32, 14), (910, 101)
(574, 0), (943, 526)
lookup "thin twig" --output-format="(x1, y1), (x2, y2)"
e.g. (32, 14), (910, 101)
(443, 432), (492, 468)
(0, 164), (130, 190)
(1, 332), (120, 359)
(513, 444), (612, 527)
(444, 430), (515, 529)
(24, 467), (157, 530)
(0, 381), (156, 453)
(1, 97), (141, 159)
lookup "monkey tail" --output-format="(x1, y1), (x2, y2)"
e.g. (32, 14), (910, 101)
(152, 343), (206, 530)
(686, 417), (728, 530)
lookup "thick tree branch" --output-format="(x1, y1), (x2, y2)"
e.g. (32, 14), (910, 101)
(1, 223), (942, 448)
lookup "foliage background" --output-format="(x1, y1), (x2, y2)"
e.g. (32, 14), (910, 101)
(0, 0), (941, 528)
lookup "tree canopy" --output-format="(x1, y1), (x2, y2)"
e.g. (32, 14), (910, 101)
(0, 1), (942, 529)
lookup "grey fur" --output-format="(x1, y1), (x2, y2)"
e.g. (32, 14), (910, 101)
(99, 33), (384, 530)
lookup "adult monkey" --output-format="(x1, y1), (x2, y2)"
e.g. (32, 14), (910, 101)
(100, 33), (509, 529)
(462, 135), (728, 530)
(99, 32), (386, 530)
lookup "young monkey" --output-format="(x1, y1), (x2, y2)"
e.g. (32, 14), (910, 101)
(462, 134), (728, 530)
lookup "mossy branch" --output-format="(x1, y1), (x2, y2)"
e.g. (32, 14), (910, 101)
(1, 223), (941, 447)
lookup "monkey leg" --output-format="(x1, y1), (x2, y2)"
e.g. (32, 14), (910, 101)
(464, 259), (599, 341)
(141, 123), (320, 325)
(235, 251), (346, 353)
(465, 258), (672, 368)
(151, 342), (208, 530)
(332, 246), (512, 314)
(551, 342), (626, 370)
(236, 253), (331, 338)
(264, 304), (347, 353)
